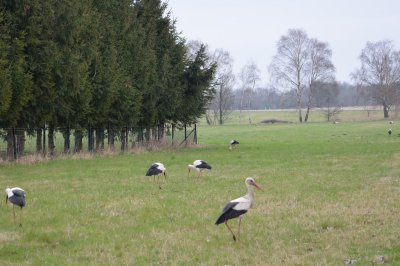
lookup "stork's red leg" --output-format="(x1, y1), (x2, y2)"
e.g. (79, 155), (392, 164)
(237, 216), (243, 241)
(20, 208), (23, 226)
(224, 220), (236, 241)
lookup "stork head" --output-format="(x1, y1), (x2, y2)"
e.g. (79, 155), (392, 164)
(187, 164), (195, 176)
(245, 177), (263, 191)
(5, 188), (11, 204)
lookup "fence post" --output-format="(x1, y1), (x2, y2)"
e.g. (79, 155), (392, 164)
(43, 125), (46, 157)
(184, 124), (187, 147)
(107, 123), (111, 147)
(171, 124), (175, 146)
(126, 126), (128, 150)
(12, 127), (17, 160)
(194, 124), (197, 144)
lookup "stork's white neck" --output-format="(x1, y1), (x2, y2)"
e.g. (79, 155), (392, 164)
(5, 188), (13, 198)
(246, 184), (255, 199)
(188, 165), (197, 171)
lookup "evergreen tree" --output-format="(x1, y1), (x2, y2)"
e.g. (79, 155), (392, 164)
(0, 1), (33, 159)
(179, 44), (216, 125)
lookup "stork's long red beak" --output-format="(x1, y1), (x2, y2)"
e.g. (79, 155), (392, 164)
(252, 182), (263, 191)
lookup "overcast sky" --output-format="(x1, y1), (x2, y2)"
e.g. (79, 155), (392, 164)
(166, 0), (400, 85)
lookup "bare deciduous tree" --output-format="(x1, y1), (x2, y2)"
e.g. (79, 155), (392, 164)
(314, 82), (342, 122)
(207, 49), (235, 125)
(269, 29), (336, 122)
(304, 39), (335, 122)
(269, 29), (309, 122)
(238, 62), (260, 123)
(352, 40), (400, 118)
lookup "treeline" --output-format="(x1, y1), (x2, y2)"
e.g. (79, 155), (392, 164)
(231, 82), (362, 110)
(0, 0), (216, 158)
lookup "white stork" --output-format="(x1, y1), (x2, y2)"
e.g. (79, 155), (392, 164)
(388, 129), (392, 135)
(5, 187), (26, 226)
(215, 177), (262, 241)
(229, 139), (239, 150)
(188, 160), (212, 177)
(146, 163), (167, 183)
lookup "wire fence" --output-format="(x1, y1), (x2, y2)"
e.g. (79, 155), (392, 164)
(0, 124), (197, 162)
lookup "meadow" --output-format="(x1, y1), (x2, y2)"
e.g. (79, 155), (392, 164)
(1, 110), (400, 265)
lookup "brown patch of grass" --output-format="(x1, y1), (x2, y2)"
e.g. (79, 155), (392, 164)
(0, 232), (20, 242)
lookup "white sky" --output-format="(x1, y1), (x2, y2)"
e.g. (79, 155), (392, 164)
(166, 0), (400, 85)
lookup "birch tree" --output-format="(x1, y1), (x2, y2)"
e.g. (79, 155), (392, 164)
(269, 29), (309, 122)
(269, 29), (336, 122)
(352, 40), (400, 118)
(304, 39), (335, 122)
(208, 49), (235, 125)
(237, 62), (260, 123)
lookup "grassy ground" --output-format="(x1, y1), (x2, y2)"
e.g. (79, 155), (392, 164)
(1, 117), (400, 265)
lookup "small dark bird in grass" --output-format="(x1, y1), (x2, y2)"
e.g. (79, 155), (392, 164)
(5, 187), (26, 226)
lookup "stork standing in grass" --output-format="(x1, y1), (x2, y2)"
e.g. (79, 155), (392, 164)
(215, 177), (262, 241)
(229, 139), (239, 150)
(146, 163), (166, 183)
(188, 160), (212, 177)
(5, 187), (26, 226)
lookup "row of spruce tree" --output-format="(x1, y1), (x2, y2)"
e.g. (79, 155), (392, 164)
(0, 0), (216, 157)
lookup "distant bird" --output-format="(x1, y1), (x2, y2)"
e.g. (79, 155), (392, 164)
(389, 121), (393, 124)
(188, 160), (212, 177)
(215, 177), (262, 241)
(229, 139), (240, 150)
(146, 163), (166, 183)
(5, 187), (26, 226)
(388, 128), (392, 135)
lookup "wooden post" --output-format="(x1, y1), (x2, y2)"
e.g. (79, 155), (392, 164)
(184, 124), (187, 147)
(172, 124), (175, 146)
(12, 128), (17, 160)
(43, 125), (46, 157)
(194, 124), (197, 144)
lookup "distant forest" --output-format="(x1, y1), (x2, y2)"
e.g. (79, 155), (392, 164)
(231, 82), (363, 110)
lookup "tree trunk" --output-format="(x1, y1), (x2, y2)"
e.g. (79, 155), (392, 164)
(107, 125), (115, 151)
(88, 127), (94, 153)
(297, 87), (303, 122)
(145, 128), (150, 142)
(298, 108), (303, 123)
(48, 124), (55, 157)
(6, 129), (15, 161)
(120, 129), (126, 151)
(95, 127), (104, 151)
(219, 87), (223, 125)
(36, 128), (42, 154)
(74, 129), (83, 153)
(43, 126), (46, 157)
(62, 127), (70, 154)
(16, 129), (25, 157)
(383, 104), (390, 118)
(304, 106), (310, 122)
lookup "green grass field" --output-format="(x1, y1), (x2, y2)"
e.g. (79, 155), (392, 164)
(1, 113), (400, 265)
